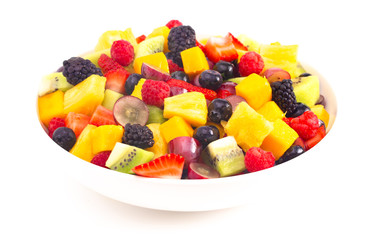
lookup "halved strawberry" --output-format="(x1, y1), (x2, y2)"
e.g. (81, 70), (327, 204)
(226, 32), (248, 51)
(132, 154), (185, 179)
(217, 89), (233, 99)
(304, 125), (326, 150)
(65, 112), (91, 137)
(104, 68), (130, 94)
(204, 36), (238, 63)
(196, 39), (206, 53)
(136, 34), (146, 44)
(89, 105), (116, 127)
(166, 79), (217, 101)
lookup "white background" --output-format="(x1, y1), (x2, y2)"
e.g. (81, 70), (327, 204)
(1, 0), (369, 239)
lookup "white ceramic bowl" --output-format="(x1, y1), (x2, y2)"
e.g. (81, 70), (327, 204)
(36, 63), (337, 212)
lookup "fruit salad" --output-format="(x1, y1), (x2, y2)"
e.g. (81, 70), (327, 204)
(37, 20), (331, 179)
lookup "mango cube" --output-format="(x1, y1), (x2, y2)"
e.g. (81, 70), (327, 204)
(92, 125), (124, 154)
(133, 52), (169, 74)
(224, 101), (273, 151)
(310, 104), (330, 128)
(145, 123), (168, 159)
(130, 78), (146, 100)
(38, 90), (65, 127)
(261, 119), (299, 160)
(159, 116), (194, 143)
(181, 46), (209, 78)
(70, 124), (97, 162)
(257, 101), (285, 122)
(235, 73), (272, 110)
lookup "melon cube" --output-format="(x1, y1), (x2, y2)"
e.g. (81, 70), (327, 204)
(235, 73), (272, 110)
(38, 90), (65, 127)
(133, 52), (169, 74)
(257, 101), (285, 122)
(145, 123), (168, 159)
(70, 124), (97, 162)
(159, 116), (194, 143)
(181, 46), (209, 78)
(92, 125), (124, 154)
(261, 119), (299, 160)
(102, 89), (123, 111)
(224, 101), (273, 151)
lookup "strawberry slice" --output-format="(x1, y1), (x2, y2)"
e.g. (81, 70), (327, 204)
(132, 154), (185, 179)
(226, 32), (248, 51)
(65, 112), (91, 137)
(196, 39), (206, 53)
(304, 125), (326, 150)
(104, 68), (130, 94)
(136, 34), (146, 44)
(204, 36), (238, 63)
(166, 79), (217, 101)
(217, 89), (233, 99)
(89, 105), (116, 127)
(98, 54), (124, 74)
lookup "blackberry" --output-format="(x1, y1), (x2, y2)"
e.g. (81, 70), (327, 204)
(167, 25), (196, 52)
(123, 123), (154, 149)
(271, 79), (297, 115)
(165, 51), (183, 68)
(62, 57), (103, 85)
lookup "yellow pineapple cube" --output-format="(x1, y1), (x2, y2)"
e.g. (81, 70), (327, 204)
(92, 125), (124, 155)
(38, 90), (65, 127)
(181, 46), (209, 78)
(145, 123), (168, 158)
(261, 119), (298, 160)
(130, 78), (146, 100)
(310, 104), (330, 128)
(235, 73), (272, 110)
(224, 101), (273, 151)
(64, 75), (106, 116)
(95, 28), (137, 52)
(133, 52), (169, 74)
(163, 92), (208, 127)
(257, 101), (285, 122)
(159, 116), (194, 143)
(70, 124), (97, 162)
(147, 26), (170, 53)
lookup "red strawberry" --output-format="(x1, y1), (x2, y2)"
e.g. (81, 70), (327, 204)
(132, 154), (185, 179)
(111, 40), (134, 67)
(166, 79), (217, 101)
(136, 34), (146, 44)
(65, 112), (91, 137)
(226, 32), (248, 51)
(98, 54), (124, 74)
(141, 79), (170, 108)
(91, 151), (111, 168)
(89, 105), (116, 127)
(304, 125), (326, 150)
(104, 68), (130, 94)
(244, 147), (275, 173)
(48, 117), (65, 138)
(204, 36), (238, 63)
(217, 89), (233, 99)
(165, 20), (183, 29)
(196, 39), (206, 53)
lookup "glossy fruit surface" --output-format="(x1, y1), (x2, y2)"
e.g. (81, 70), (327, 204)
(208, 99), (232, 123)
(188, 162), (220, 179)
(168, 137), (202, 168)
(193, 126), (220, 148)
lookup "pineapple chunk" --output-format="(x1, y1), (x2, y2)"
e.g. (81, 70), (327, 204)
(70, 124), (97, 162)
(133, 52), (169, 74)
(38, 90), (65, 127)
(95, 28), (137, 52)
(92, 125), (124, 155)
(310, 104), (330, 128)
(159, 116), (194, 143)
(163, 92), (208, 127)
(257, 101), (285, 122)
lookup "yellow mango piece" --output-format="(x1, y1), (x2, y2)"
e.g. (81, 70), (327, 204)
(147, 26), (170, 53)
(64, 75), (106, 116)
(261, 119), (299, 160)
(235, 73), (272, 110)
(131, 78), (146, 100)
(92, 125), (124, 155)
(225, 101), (273, 151)
(145, 123), (168, 158)
(133, 52), (169, 74)
(257, 101), (285, 122)
(310, 104), (330, 128)
(181, 46), (209, 78)
(38, 90), (65, 127)
(163, 92), (208, 127)
(70, 124), (97, 162)
(95, 28), (137, 52)
(159, 116), (194, 143)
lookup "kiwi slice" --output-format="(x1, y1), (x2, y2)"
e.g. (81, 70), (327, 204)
(201, 136), (245, 177)
(113, 96), (149, 126)
(135, 36), (164, 59)
(106, 142), (154, 174)
(38, 72), (73, 96)
(292, 75), (320, 107)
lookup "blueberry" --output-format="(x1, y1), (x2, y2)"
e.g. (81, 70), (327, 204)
(275, 145), (304, 165)
(171, 71), (190, 82)
(285, 102), (310, 118)
(52, 127), (76, 151)
(208, 99), (232, 123)
(199, 70), (223, 90)
(213, 60), (234, 80)
(193, 126), (220, 147)
(125, 73), (142, 95)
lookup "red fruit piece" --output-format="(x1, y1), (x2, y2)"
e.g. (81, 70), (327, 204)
(244, 147), (275, 173)
(65, 112), (91, 137)
(136, 34), (146, 44)
(104, 68), (130, 94)
(98, 54), (124, 74)
(226, 32), (248, 51)
(91, 151), (111, 168)
(217, 89), (233, 99)
(141, 79), (170, 108)
(167, 59), (184, 73)
(204, 36), (238, 63)
(48, 117), (65, 138)
(132, 154), (185, 179)
(285, 111), (320, 140)
(196, 39), (206, 53)
(166, 79), (217, 101)
(165, 20), (183, 29)
(238, 51), (264, 76)
(111, 40), (134, 67)
(89, 105), (116, 127)
(304, 125), (326, 150)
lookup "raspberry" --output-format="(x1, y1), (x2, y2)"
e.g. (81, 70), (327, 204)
(98, 54), (124, 74)
(284, 111), (319, 140)
(91, 151), (111, 168)
(238, 51), (264, 76)
(141, 79), (170, 108)
(166, 20), (183, 29)
(244, 147), (275, 173)
(48, 117), (65, 138)
(111, 40), (134, 67)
